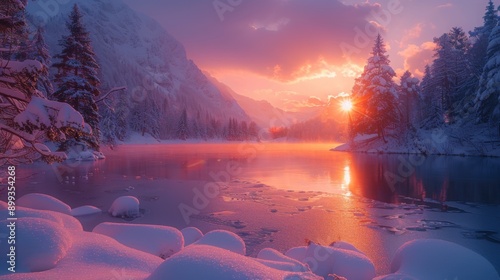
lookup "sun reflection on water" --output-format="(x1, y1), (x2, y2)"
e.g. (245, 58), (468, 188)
(342, 165), (352, 197)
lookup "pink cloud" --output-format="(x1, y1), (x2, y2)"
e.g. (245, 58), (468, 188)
(133, 0), (382, 82)
(398, 41), (436, 78)
(436, 3), (453, 9)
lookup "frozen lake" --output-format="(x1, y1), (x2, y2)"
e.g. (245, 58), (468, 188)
(13, 143), (500, 275)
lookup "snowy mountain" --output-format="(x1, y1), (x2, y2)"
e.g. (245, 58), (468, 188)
(27, 0), (249, 140)
(204, 74), (295, 129)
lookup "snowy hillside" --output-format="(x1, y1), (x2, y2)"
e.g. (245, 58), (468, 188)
(26, 0), (249, 141)
(205, 74), (295, 129)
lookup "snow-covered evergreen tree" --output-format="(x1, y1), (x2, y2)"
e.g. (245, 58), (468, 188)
(469, 0), (498, 91)
(1, 0), (91, 165)
(176, 108), (188, 140)
(399, 71), (420, 130)
(419, 64), (440, 125)
(474, 23), (500, 123)
(53, 4), (101, 150)
(351, 34), (398, 141)
(29, 27), (53, 97)
(114, 93), (129, 141)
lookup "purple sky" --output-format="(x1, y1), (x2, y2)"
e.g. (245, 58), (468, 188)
(122, 0), (496, 110)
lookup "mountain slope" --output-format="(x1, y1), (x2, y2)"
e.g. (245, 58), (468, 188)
(27, 0), (249, 140)
(204, 74), (295, 129)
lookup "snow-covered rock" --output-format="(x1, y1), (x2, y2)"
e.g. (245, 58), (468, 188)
(0, 217), (73, 274)
(181, 227), (203, 246)
(285, 246), (308, 261)
(286, 242), (376, 280)
(0, 205), (162, 280)
(194, 230), (246, 255)
(330, 240), (365, 255)
(146, 245), (321, 280)
(71, 205), (102, 217)
(17, 193), (72, 215)
(0, 202), (83, 231)
(108, 196), (140, 218)
(373, 273), (418, 280)
(257, 248), (310, 272)
(92, 222), (184, 258)
(381, 239), (500, 280)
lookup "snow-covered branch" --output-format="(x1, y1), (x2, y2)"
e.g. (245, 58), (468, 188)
(0, 123), (36, 142)
(96, 86), (127, 103)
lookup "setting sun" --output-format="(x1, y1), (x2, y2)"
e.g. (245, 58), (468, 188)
(340, 99), (353, 112)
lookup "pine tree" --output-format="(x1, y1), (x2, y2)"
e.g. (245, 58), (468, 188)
(53, 4), (101, 150)
(351, 34), (398, 141)
(399, 71), (420, 130)
(29, 27), (53, 97)
(469, 1), (498, 95)
(474, 23), (500, 123)
(0, 0), (30, 61)
(1, 0), (90, 165)
(176, 108), (188, 140)
(248, 121), (258, 139)
(240, 120), (248, 140)
(419, 64), (440, 124)
(431, 33), (456, 122)
(114, 93), (129, 141)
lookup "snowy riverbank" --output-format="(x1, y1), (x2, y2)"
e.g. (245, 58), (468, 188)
(1, 193), (499, 280)
(332, 124), (500, 157)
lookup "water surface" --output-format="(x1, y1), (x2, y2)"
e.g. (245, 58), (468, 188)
(12, 143), (500, 275)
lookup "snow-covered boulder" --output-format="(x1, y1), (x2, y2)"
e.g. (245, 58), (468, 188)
(373, 273), (418, 280)
(71, 205), (102, 217)
(17, 193), (72, 215)
(92, 151), (106, 159)
(92, 222), (184, 258)
(0, 217), (73, 274)
(382, 239), (500, 280)
(285, 246), (307, 261)
(194, 230), (246, 255)
(257, 248), (310, 272)
(330, 240), (365, 254)
(108, 196), (140, 218)
(146, 245), (321, 280)
(181, 227), (203, 246)
(286, 242), (375, 280)
(0, 202), (83, 231)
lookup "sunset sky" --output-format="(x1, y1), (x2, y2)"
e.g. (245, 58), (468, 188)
(122, 0), (495, 111)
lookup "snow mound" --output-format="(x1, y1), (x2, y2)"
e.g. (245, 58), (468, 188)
(92, 222), (184, 258)
(0, 217), (72, 274)
(373, 273), (418, 280)
(71, 205), (102, 217)
(330, 241), (365, 254)
(385, 239), (500, 280)
(257, 248), (310, 272)
(286, 242), (376, 280)
(108, 196), (140, 217)
(181, 227), (203, 246)
(17, 193), (72, 215)
(285, 246), (307, 261)
(194, 230), (246, 255)
(66, 150), (98, 161)
(146, 245), (321, 280)
(0, 203), (83, 232)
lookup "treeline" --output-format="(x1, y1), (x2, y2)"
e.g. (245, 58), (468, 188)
(1, 1), (95, 164)
(351, 0), (500, 141)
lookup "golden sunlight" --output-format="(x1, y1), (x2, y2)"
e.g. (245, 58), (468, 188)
(340, 99), (353, 112)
